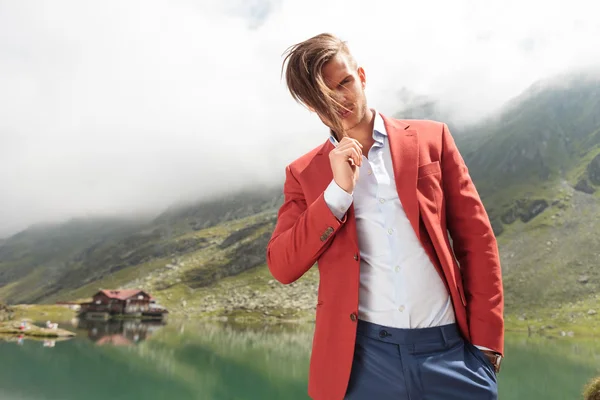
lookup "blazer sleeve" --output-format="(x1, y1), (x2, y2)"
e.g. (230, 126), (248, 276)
(441, 123), (505, 355)
(266, 165), (346, 284)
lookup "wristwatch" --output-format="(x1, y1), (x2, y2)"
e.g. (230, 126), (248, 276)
(480, 349), (502, 373)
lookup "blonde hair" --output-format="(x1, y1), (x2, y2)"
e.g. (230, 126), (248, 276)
(281, 33), (357, 137)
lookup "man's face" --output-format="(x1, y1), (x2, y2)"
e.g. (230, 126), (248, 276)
(317, 53), (367, 134)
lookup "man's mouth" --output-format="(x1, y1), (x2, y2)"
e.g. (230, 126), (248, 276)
(339, 107), (353, 119)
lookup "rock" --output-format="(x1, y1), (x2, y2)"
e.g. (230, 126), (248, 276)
(520, 200), (549, 223)
(501, 208), (519, 225)
(181, 300), (187, 308)
(490, 219), (504, 236)
(587, 153), (600, 185)
(574, 178), (596, 194)
(588, 309), (597, 316)
(218, 222), (269, 249)
(578, 275), (590, 284)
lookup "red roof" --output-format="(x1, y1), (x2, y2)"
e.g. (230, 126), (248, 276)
(95, 334), (133, 346)
(96, 289), (153, 300)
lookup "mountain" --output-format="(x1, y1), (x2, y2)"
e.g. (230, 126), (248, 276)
(456, 73), (600, 235)
(1, 72), (600, 333)
(392, 88), (450, 121)
(0, 186), (282, 304)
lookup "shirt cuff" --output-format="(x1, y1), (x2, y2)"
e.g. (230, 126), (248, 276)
(474, 344), (497, 354)
(323, 180), (353, 221)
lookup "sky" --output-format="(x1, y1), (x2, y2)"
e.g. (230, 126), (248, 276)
(0, 0), (599, 237)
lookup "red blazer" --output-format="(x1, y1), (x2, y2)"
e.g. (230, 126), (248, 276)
(266, 115), (504, 400)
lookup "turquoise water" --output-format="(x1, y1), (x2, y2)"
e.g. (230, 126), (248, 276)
(0, 320), (598, 399)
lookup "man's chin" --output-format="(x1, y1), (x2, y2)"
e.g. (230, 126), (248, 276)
(342, 115), (363, 132)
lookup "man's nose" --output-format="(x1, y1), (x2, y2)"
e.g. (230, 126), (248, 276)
(334, 88), (349, 105)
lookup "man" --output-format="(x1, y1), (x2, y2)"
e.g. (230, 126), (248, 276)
(266, 33), (504, 400)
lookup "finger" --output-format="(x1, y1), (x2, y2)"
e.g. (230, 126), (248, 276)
(337, 141), (363, 155)
(340, 147), (361, 167)
(338, 137), (363, 149)
(336, 141), (363, 162)
(344, 143), (363, 166)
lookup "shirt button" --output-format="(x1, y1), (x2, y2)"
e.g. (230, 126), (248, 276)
(388, 228), (393, 235)
(395, 266), (400, 272)
(368, 170), (373, 175)
(379, 198), (385, 203)
(398, 305), (405, 312)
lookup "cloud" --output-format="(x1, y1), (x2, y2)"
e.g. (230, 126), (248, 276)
(0, 0), (598, 237)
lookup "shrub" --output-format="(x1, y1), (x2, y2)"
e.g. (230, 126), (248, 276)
(583, 376), (600, 400)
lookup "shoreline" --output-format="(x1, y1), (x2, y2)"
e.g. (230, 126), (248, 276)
(0, 321), (76, 339)
(2, 303), (599, 340)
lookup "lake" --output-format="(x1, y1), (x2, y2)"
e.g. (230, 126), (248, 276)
(0, 319), (598, 399)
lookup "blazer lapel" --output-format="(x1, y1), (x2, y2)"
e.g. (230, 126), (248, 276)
(383, 115), (421, 240)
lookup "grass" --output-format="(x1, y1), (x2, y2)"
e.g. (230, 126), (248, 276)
(41, 211), (276, 305)
(0, 320), (75, 338)
(0, 266), (51, 304)
(45, 256), (174, 303)
(504, 294), (600, 338)
(567, 145), (600, 184)
(9, 304), (77, 322)
(155, 262), (318, 323)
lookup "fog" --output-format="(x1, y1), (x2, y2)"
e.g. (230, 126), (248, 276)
(0, 0), (599, 237)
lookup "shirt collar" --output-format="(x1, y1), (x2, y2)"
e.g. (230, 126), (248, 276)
(373, 109), (387, 137)
(328, 108), (386, 147)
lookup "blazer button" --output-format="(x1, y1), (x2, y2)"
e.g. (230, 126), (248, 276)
(350, 313), (357, 322)
(353, 253), (359, 261)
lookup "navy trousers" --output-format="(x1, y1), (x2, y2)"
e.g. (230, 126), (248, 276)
(345, 320), (498, 399)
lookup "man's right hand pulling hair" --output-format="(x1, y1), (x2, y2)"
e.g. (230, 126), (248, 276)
(329, 137), (363, 194)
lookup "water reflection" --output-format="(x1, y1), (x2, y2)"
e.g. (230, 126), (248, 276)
(0, 320), (598, 400)
(77, 318), (166, 346)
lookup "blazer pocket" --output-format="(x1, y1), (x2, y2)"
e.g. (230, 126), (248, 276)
(418, 161), (441, 179)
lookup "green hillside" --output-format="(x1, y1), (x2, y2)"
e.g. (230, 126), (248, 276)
(1, 73), (600, 335)
(456, 74), (600, 234)
(0, 186), (282, 304)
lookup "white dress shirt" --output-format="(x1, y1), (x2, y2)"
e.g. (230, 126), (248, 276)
(324, 110), (456, 329)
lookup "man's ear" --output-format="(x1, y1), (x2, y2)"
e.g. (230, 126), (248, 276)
(358, 67), (366, 88)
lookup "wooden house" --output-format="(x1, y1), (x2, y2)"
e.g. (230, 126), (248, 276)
(79, 289), (168, 319)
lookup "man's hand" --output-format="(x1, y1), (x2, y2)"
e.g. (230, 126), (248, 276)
(480, 349), (502, 373)
(329, 137), (363, 193)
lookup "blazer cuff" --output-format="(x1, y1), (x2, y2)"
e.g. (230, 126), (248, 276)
(324, 179), (353, 221)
